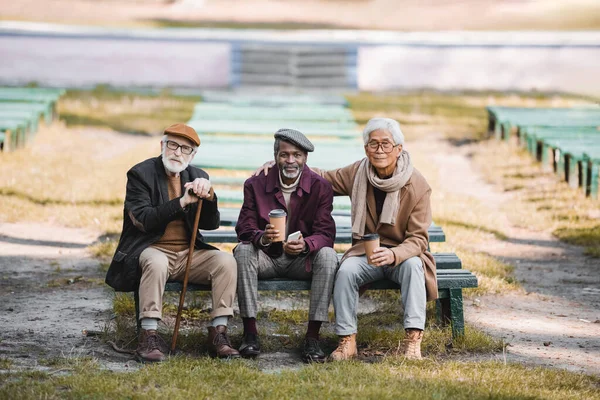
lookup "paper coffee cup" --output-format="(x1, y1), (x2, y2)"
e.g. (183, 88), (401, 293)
(363, 233), (380, 265)
(269, 209), (287, 242)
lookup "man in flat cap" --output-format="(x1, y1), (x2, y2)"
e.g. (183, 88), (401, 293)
(234, 128), (338, 363)
(106, 123), (239, 362)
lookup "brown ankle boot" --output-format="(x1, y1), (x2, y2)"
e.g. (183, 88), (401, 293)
(328, 334), (357, 361)
(397, 329), (423, 360)
(136, 329), (167, 363)
(207, 326), (240, 359)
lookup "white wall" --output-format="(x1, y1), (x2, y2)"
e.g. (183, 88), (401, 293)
(0, 37), (231, 88)
(358, 45), (600, 96)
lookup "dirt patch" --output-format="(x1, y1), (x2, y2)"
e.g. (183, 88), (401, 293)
(0, 222), (123, 369)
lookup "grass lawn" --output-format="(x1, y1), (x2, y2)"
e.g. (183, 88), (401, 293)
(2, 357), (599, 400)
(1, 88), (599, 398)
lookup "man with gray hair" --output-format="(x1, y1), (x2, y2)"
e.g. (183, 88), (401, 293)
(234, 128), (338, 363)
(256, 118), (436, 361)
(106, 123), (239, 362)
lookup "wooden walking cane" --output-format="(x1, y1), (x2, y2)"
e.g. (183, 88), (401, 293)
(171, 196), (203, 353)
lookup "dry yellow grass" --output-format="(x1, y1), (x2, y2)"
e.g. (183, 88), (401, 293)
(471, 139), (600, 256)
(0, 122), (157, 233)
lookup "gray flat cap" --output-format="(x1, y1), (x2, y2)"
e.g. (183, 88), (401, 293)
(274, 128), (314, 152)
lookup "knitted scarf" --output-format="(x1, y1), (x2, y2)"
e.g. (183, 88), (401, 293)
(351, 150), (413, 239)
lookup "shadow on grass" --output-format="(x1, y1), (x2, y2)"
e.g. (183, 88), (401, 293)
(0, 187), (122, 206)
(554, 224), (600, 258)
(60, 113), (158, 136)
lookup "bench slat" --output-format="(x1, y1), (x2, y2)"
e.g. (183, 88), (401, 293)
(165, 268), (476, 292)
(201, 226), (446, 244)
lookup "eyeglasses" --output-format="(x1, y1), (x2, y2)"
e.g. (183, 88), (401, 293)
(164, 140), (194, 155)
(365, 141), (399, 153)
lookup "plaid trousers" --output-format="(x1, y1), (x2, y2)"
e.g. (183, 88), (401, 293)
(234, 243), (338, 322)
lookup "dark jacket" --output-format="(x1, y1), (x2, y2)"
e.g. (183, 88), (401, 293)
(105, 156), (220, 292)
(235, 164), (336, 271)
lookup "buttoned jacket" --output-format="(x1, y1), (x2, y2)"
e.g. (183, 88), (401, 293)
(235, 164), (336, 270)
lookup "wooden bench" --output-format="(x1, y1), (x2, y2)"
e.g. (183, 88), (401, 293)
(192, 104), (355, 123)
(487, 106), (600, 142)
(156, 254), (476, 339)
(199, 91), (349, 107)
(133, 220), (477, 339)
(187, 120), (360, 139)
(583, 149), (600, 200)
(0, 120), (28, 152)
(0, 87), (66, 121)
(521, 131), (600, 198)
(191, 136), (363, 173)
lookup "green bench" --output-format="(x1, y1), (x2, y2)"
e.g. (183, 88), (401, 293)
(214, 188), (353, 210)
(486, 106), (600, 142)
(191, 136), (364, 172)
(530, 136), (600, 198)
(583, 148), (600, 199)
(200, 91), (349, 107)
(187, 120), (360, 138)
(0, 119), (30, 152)
(192, 104), (355, 123)
(132, 207), (476, 339)
(519, 126), (600, 159)
(156, 253), (476, 340)
(0, 102), (52, 123)
(200, 225), (446, 244)
(0, 110), (41, 133)
(0, 87), (65, 122)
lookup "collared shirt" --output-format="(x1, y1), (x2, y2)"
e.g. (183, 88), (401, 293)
(235, 164), (336, 268)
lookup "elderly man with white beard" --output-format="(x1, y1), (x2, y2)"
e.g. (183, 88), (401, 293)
(105, 123), (239, 362)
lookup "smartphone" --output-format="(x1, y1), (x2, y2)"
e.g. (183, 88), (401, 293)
(287, 231), (301, 241)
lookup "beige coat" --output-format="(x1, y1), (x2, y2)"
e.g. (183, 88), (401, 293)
(318, 160), (438, 301)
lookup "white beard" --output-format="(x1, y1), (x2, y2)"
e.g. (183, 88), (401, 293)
(281, 165), (303, 180)
(162, 153), (189, 175)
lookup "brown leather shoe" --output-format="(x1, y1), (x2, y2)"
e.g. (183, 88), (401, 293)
(136, 329), (167, 363)
(328, 334), (357, 361)
(207, 326), (240, 359)
(397, 329), (423, 360)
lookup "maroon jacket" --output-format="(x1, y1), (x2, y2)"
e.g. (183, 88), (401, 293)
(235, 164), (336, 270)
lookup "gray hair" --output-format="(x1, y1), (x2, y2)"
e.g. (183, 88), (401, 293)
(362, 118), (404, 146)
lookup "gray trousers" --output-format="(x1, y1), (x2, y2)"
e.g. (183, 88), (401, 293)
(333, 255), (426, 335)
(234, 243), (338, 322)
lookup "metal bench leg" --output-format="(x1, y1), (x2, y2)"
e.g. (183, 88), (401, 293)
(436, 289), (465, 339)
(590, 162), (599, 200)
(449, 289), (465, 338)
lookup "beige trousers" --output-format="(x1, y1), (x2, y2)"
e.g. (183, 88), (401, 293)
(138, 246), (237, 320)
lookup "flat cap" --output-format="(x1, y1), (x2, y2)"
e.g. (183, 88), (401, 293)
(274, 128), (314, 152)
(164, 123), (200, 147)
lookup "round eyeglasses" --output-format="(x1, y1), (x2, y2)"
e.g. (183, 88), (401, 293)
(365, 141), (399, 153)
(164, 140), (194, 155)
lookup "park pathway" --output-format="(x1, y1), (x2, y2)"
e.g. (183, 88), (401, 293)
(420, 136), (600, 375)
